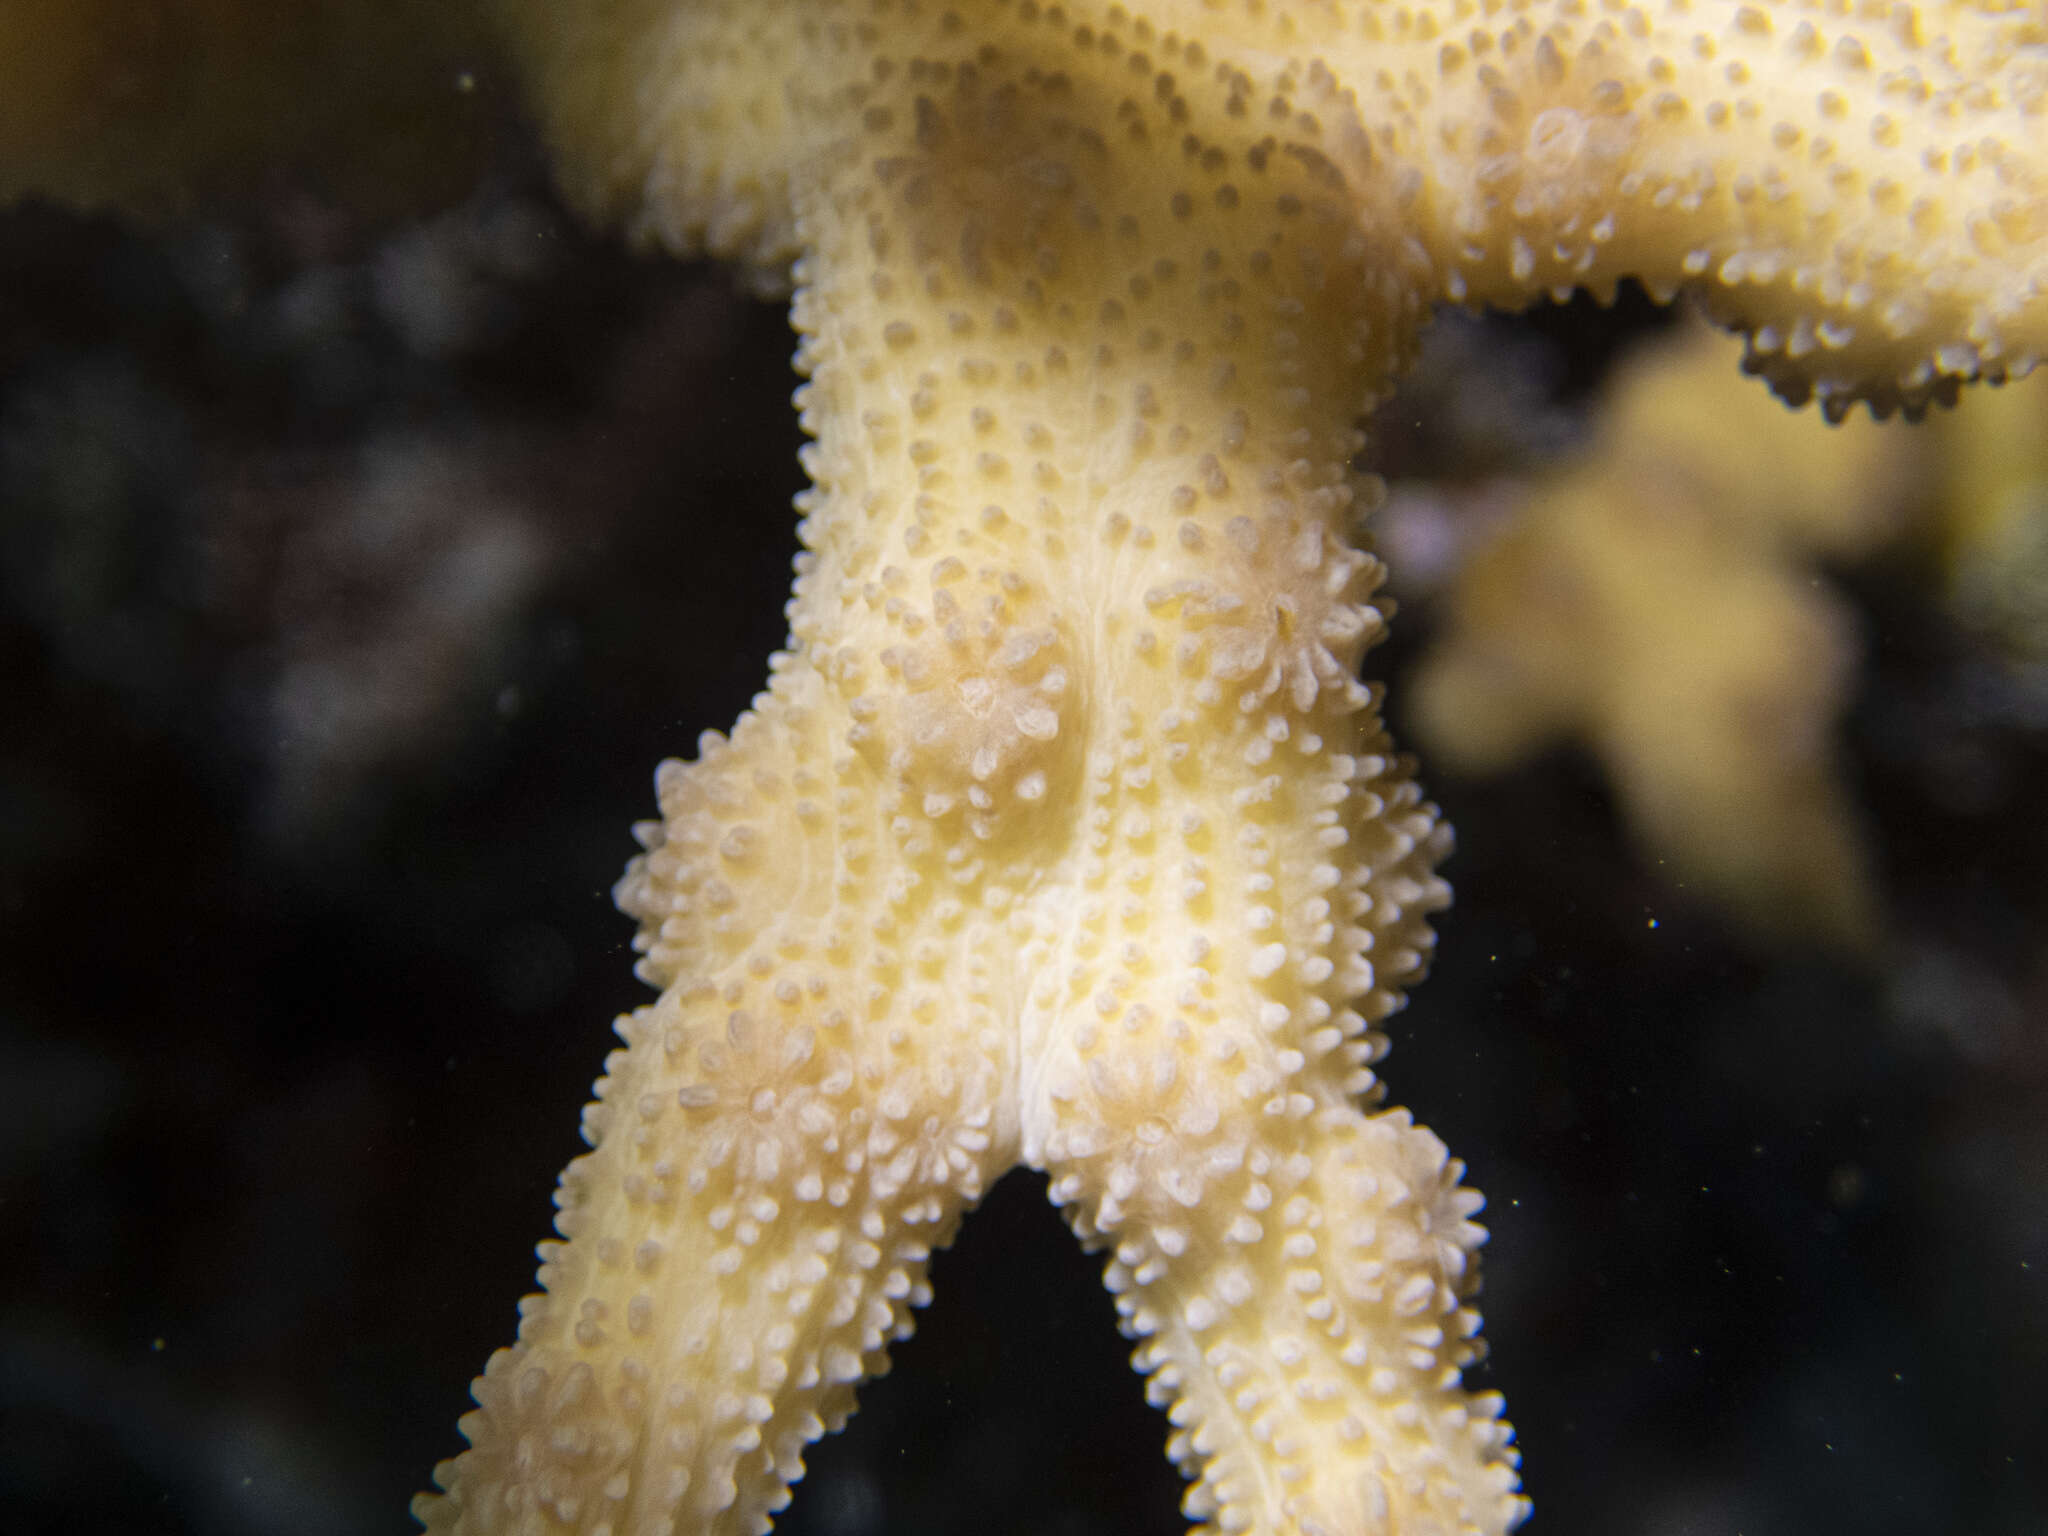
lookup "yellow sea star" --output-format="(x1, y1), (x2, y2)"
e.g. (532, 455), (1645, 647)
(399, 2), (2048, 1532)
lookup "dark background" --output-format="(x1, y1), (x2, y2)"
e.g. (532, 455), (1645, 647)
(3, 114), (2043, 1536)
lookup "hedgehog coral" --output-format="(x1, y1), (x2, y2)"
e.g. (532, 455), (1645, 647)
(1411, 318), (1911, 948)
(1935, 370), (2048, 669)
(6, 2), (2048, 1534)
(410, 3), (2047, 1531)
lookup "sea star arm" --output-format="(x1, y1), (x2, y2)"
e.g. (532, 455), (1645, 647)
(416, 667), (1020, 1534)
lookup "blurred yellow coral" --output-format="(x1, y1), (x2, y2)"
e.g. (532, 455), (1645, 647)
(1936, 378), (2048, 671)
(1411, 319), (1914, 949)
(0, 0), (497, 220)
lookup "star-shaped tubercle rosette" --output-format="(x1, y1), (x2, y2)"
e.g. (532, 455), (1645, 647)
(417, 1), (2048, 1533)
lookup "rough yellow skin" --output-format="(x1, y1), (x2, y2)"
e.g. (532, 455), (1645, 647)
(401, 1), (2048, 1533)
(503, 0), (2048, 415)
(1412, 319), (1909, 949)
(6, 1), (2045, 1533)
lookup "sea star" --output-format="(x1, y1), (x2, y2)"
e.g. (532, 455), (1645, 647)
(402, 2), (2048, 1532)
